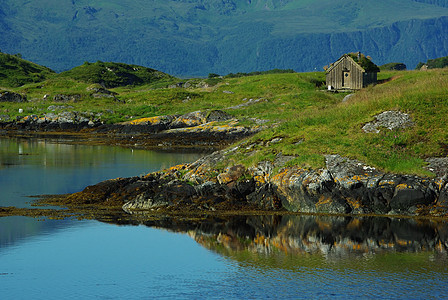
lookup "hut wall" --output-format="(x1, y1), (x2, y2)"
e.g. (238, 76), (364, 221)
(363, 72), (377, 87)
(326, 57), (364, 90)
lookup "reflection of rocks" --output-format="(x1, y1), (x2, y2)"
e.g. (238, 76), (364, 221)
(189, 215), (448, 258)
(119, 214), (448, 259)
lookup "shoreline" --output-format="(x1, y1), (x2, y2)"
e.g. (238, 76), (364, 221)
(1, 121), (448, 220)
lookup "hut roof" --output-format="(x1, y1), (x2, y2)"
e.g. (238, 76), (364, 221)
(326, 53), (380, 73)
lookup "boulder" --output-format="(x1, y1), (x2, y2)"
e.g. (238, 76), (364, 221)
(0, 114), (10, 122)
(171, 111), (207, 128)
(217, 165), (246, 185)
(53, 94), (81, 102)
(206, 110), (233, 122)
(363, 110), (414, 133)
(0, 91), (26, 102)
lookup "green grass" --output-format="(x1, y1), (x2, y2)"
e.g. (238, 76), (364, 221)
(230, 69), (447, 176)
(58, 61), (177, 88)
(0, 52), (55, 87)
(1, 65), (447, 176)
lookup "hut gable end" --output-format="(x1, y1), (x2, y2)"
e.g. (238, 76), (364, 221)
(326, 53), (378, 91)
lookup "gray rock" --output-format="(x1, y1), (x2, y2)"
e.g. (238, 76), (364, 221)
(53, 94), (81, 102)
(249, 161), (273, 181)
(171, 111), (207, 128)
(206, 110), (233, 122)
(342, 93), (355, 102)
(47, 105), (74, 111)
(86, 86), (117, 95)
(363, 110), (414, 133)
(273, 153), (295, 168)
(0, 114), (10, 122)
(426, 157), (448, 178)
(227, 98), (267, 109)
(0, 91), (27, 102)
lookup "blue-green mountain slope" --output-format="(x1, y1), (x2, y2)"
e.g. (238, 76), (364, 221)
(0, 0), (447, 76)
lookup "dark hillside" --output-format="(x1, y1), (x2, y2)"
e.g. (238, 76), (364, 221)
(416, 55), (448, 69)
(0, 52), (55, 87)
(59, 61), (176, 88)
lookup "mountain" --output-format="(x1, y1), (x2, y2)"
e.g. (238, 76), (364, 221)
(0, 0), (448, 76)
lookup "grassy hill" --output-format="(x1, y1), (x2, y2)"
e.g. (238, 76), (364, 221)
(58, 61), (176, 88)
(1, 59), (447, 176)
(1, 0), (448, 76)
(416, 55), (448, 69)
(0, 52), (55, 87)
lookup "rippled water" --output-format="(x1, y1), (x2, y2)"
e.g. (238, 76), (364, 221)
(1, 137), (447, 299)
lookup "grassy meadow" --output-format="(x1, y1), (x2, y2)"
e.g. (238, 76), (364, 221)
(1, 64), (447, 176)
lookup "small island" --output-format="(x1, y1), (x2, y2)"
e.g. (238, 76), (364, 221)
(1, 51), (448, 219)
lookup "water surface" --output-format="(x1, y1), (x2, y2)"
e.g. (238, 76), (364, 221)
(0, 136), (447, 299)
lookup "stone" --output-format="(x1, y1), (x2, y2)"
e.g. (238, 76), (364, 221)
(47, 105), (74, 111)
(53, 94), (81, 102)
(426, 158), (448, 178)
(206, 110), (233, 122)
(217, 165), (246, 185)
(0, 91), (26, 102)
(362, 110), (414, 133)
(0, 115), (10, 122)
(342, 93), (354, 102)
(171, 111), (207, 128)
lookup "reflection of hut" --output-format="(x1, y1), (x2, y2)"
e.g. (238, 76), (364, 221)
(326, 52), (380, 90)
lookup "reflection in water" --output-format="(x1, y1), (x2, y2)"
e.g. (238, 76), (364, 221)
(128, 214), (448, 262)
(0, 136), (202, 170)
(1, 137), (447, 298)
(0, 136), (203, 248)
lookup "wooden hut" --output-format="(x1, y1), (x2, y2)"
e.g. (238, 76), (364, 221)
(326, 53), (379, 90)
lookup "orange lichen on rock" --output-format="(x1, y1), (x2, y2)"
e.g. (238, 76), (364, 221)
(395, 183), (411, 191)
(346, 197), (362, 210)
(125, 116), (168, 125)
(316, 195), (332, 207)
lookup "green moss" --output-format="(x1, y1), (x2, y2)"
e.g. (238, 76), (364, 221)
(347, 52), (380, 72)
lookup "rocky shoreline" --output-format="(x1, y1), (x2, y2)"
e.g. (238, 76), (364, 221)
(2, 109), (448, 218)
(38, 146), (448, 218)
(0, 109), (260, 150)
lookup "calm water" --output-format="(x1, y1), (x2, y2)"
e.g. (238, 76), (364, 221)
(1, 137), (447, 299)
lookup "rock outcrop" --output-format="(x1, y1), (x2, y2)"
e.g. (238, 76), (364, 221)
(53, 146), (448, 217)
(0, 109), (258, 149)
(9, 107), (446, 217)
(0, 90), (27, 102)
(270, 155), (443, 216)
(362, 110), (414, 133)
